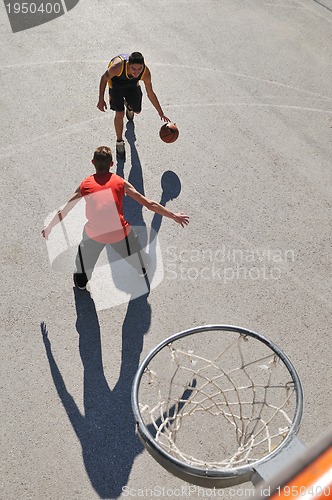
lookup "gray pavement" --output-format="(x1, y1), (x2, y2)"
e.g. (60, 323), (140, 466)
(0, 0), (331, 498)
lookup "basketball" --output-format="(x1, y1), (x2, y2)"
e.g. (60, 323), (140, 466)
(159, 123), (179, 143)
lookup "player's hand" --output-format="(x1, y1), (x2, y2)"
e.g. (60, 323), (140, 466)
(97, 99), (107, 112)
(173, 213), (190, 228)
(42, 226), (51, 240)
(160, 113), (171, 122)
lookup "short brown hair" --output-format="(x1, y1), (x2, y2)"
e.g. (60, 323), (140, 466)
(93, 146), (113, 171)
(128, 52), (145, 65)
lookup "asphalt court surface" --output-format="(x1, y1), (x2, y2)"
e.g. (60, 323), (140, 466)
(0, 0), (331, 498)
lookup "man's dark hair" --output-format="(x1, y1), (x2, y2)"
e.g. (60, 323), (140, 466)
(93, 146), (113, 172)
(128, 52), (145, 65)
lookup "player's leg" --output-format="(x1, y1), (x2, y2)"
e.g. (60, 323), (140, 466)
(114, 111), (125, 140)
(74, 231), (105, 289)
(124, 102), (134, 122)
(110, 230), (150, 276)
(109, 87), (126, 158)
(124, 86), (143, 121)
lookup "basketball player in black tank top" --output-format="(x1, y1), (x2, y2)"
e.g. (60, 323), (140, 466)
(97, 52), (170, 159)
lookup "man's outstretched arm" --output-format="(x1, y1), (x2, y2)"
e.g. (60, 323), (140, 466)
(124, 181), (189, 227)
(142, 68), (170, 122)
(41, 189), (82, 239)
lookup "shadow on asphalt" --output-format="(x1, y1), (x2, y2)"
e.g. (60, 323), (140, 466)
(41, 289), (150, 498)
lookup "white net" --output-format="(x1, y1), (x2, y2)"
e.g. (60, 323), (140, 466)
(137, 330), (299, 470)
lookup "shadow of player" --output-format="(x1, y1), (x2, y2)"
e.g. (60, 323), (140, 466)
(40, 293), (195, 498)
(40, 287), (150, 499)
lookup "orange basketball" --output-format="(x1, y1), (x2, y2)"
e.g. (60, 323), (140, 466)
(159, 123), (179, 143)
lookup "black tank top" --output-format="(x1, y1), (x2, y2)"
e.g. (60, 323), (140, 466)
(109, 53), (146, 89)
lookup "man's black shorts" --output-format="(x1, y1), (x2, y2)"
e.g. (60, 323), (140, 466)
(109, 84), (143, 113)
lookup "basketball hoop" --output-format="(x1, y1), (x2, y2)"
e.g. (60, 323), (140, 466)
(131, 325), (304, 488)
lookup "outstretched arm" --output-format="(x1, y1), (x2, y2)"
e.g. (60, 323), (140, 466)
(40, 322), (84, 435)
(41, 189), (82, 239)
(142, 68), (170, 122)
(124, 181), (189, 227)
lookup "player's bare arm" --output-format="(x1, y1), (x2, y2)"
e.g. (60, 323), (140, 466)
(124, 181), (189, 227)
(97, 60), (123, 112)
(142, 68), (170, 122)
(41, 189), (82, 239)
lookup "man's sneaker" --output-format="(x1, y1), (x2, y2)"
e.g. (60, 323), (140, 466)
(73, 273), (88, 290)
(124, 100), (134, 121)
(126, 104), (134, 122)
(116, 140), (125, 159)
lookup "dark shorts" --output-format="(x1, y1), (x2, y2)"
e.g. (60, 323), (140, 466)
(109, 84), (143, 113)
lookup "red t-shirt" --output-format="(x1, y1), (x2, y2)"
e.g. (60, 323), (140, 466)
(80, 172), (131, 243)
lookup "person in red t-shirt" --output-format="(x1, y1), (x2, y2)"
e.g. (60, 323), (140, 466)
(42, 146), (189, 289)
